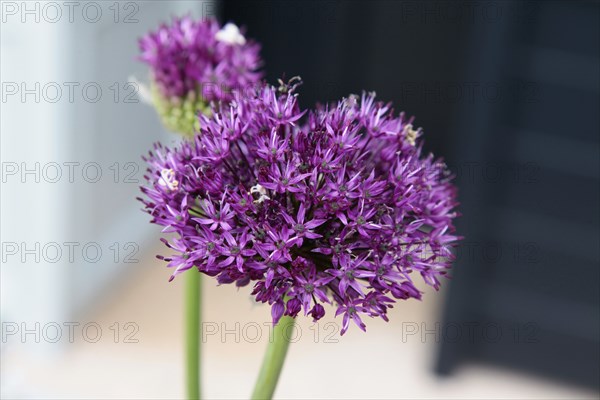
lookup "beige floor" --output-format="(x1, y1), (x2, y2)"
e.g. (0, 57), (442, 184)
(3, 247), (598, 399)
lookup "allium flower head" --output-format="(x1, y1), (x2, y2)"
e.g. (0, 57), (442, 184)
(140, 80), (460, 335)
(139, 17), (263, 136)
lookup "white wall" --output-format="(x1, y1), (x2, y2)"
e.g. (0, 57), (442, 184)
(1, 1), (213, 353)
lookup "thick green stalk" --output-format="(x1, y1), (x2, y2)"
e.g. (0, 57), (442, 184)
(185, 272), (201, 399)
(251, 315), (295, 400)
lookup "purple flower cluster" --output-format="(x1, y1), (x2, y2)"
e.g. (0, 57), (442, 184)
(139, 16), (262, 101)
(140, 81), (459, 335)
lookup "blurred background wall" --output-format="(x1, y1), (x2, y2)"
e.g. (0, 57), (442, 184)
(223, 0), (600, 390)
(1, 0), (599, 398)
(2, 0), (215, 327)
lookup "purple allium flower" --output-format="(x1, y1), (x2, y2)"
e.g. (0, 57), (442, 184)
(139, 81), (460, 335)
(138, 16), (263, 136)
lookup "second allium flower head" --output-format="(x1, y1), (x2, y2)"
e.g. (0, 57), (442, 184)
(139, 17), (263, 136)
(140, 79), (460, 335)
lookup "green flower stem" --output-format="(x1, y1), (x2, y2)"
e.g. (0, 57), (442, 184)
(251, 315), (295, 400)
(185, 272), (201, 400)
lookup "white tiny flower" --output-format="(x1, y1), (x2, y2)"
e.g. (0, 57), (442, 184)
(215, 23), (246, 46)
(403, 124), (418, 146)
(250, 184), (267, 196)
(158, 168), (179, 191)
(250, 184), (270, 203)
